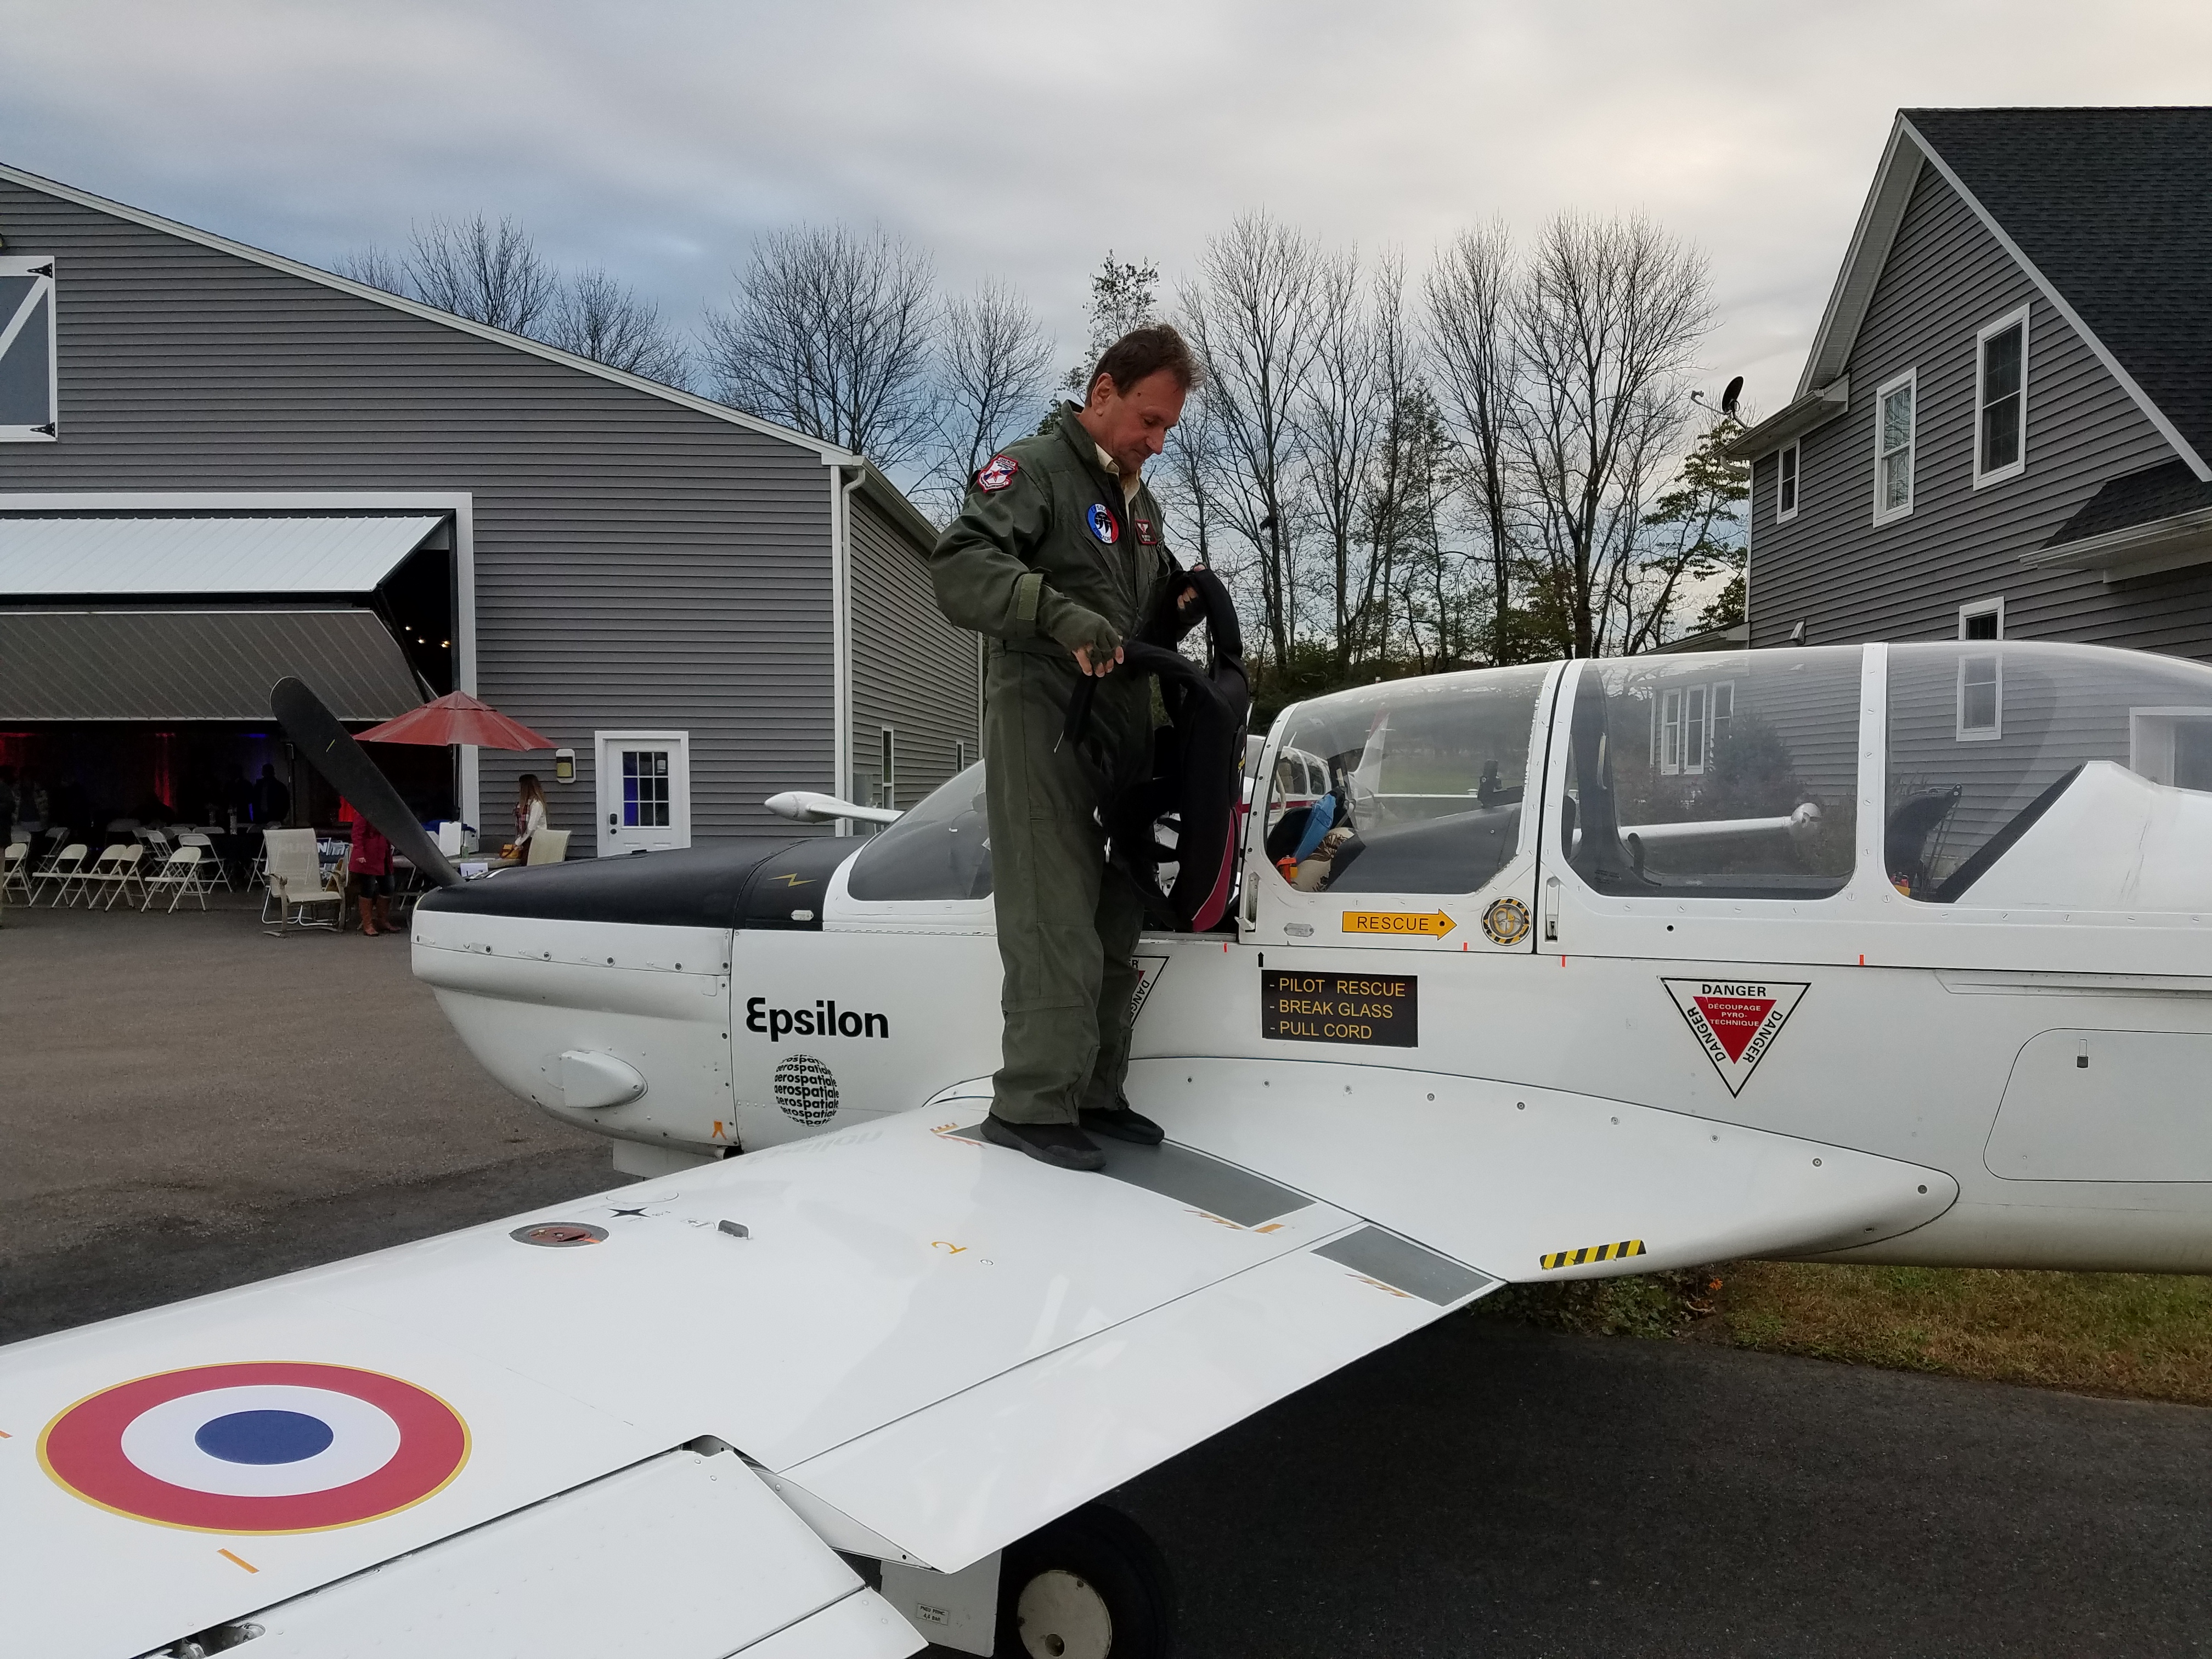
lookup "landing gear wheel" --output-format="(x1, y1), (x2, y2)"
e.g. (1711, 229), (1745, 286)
(994, 1503), (1176, 1659)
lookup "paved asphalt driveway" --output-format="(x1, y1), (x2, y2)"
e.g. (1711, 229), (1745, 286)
(8, 891), (2209, 1656)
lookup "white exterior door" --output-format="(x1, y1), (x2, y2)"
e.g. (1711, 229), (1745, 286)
(594, 731), (691, 856)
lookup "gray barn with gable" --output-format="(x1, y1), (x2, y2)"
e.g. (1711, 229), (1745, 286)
(1730, 108), (2212, 659)
(0, 161), (977, 854)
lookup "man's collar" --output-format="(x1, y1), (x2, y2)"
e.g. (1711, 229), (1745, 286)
(1057, 402), (1141, 502)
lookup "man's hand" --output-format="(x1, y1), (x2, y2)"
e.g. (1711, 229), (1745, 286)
(1039, 592), (1123, 678)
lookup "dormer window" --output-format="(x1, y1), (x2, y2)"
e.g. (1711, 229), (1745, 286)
(1974, 307), (2028, 487)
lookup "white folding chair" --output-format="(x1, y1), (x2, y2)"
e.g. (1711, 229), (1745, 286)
(262, 829), (343, 934)
(33, 843), (87, 906)
(178, 831), (234, 892)
(67, 844), (129, 907)
(98, 842), (149, 910)
(1, 840), (30, 902)
(140, 845), (210, 913)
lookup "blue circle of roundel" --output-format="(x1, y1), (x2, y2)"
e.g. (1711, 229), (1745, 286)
(1087, 503), (1119, 544)
(194, 1409), (336, 1465)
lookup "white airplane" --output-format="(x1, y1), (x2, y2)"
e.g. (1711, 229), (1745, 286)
(10, 638), (2212, 1659)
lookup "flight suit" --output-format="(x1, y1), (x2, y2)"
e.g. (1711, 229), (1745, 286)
(926, 403), (1178, 1125)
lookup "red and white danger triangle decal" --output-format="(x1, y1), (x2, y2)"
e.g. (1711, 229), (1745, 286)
(1661, 978), (1809, 1097)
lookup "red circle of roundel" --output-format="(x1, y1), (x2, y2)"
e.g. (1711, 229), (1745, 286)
(39, 1362), (470, 1534)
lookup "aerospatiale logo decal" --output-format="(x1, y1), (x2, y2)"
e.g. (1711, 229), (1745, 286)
(1661, 978), (1809, 1096)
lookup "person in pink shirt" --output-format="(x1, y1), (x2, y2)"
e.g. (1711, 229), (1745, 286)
(346, 807), (396, 936)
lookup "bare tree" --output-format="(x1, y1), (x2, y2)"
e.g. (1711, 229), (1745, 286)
(1510, 215), (1714, 657)
(1181, 212), (1325, 671)
(928, 280), (1053, 511)
(702, 223), (939, 469)
(1425, 222), (1522, 662)
(405, 214), (557, 335)
(1299, 247), (1390, 680)
(334, 245), (408, 296)
(545, 267), (690, 386)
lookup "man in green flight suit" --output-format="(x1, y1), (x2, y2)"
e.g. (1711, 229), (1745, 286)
(925, 325), (1199, 1171)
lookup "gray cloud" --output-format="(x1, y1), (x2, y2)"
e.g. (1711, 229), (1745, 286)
(4, 0), (2209, 415)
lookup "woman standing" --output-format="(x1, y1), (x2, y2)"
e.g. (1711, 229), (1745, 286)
(348, 808), (396, 936)
(513, 773), (548, 861)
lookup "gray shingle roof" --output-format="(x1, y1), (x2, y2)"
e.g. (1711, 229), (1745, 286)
(2045, 459), (2212, 549)
(1905, 106), (2212, 469)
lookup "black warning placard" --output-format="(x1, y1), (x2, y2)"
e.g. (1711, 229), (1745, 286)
(1261, 970), (1418, 1048)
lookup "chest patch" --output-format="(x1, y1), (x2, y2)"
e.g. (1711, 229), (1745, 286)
(1135, 517), (1159, 545)
(976, 454), (1018, 492)
(1087, 503), (1121, 544)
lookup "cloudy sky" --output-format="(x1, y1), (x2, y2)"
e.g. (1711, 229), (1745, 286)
(5, 0), (2210, 416)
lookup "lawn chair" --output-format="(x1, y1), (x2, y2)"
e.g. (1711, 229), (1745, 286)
(33, 843), (87, 905)
(1, 840), (31, 902)
(140, 845), (211, 913)
(263, 829), (343, 934)
(67, 844), (131, 907)
(526, 828), (571, 865)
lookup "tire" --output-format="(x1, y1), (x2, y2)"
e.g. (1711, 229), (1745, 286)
(992, 1503), (1177, 1659)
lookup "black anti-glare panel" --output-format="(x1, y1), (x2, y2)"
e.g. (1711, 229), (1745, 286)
(1313, 1226), (1494, 1307)
(945, 1125), (1313, 1227)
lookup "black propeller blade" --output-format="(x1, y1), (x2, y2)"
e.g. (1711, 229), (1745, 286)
(271, 677), (464, 889)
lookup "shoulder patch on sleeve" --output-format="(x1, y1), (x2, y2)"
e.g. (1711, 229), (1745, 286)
(976, 454), (1019, 492)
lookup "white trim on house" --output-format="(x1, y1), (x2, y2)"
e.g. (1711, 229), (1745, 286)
(831, 466), (861, 838)
(1957, 595), (2005, 640)
(1794, 125), (1926, 400)
(1872, 369), (1918, 527)
(1776, 439), (1802, 523)
(1971, 304), (2030, 490)
(1778, 116), (2210, 485)
(0, 160), (864, 468)
(1896, 120), (2210, 483)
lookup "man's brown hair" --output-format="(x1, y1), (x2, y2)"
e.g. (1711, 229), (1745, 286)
(1088, 323), (1201, 400)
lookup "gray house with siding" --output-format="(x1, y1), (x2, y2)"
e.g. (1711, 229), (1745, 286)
(1730, 108), (2212, 658)
(0, 161), (976, 855)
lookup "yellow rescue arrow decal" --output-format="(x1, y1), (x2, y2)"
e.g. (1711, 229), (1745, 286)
(1340, 910), (1457, 939)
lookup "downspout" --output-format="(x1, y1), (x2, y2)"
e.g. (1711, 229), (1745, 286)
(831, 464), (865, 838)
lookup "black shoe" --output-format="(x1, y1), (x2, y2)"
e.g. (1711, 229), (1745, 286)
(981, 1114), (1107, 1172)
(1080, 1104), (1164, 1146)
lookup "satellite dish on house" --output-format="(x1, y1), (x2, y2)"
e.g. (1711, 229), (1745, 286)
(1721, 376), (1745, 417)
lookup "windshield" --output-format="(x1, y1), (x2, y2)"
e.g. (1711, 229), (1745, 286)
(1265, 664), (1549, 895)
(1887, 642), (2212, 901)
(844, 763), (992, 902)
(1561, 647), (1861, 900)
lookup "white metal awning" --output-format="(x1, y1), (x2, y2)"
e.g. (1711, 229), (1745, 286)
(0, 515), (444, 595)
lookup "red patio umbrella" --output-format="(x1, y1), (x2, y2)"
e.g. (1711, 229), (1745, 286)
(356, 691), (554, 751)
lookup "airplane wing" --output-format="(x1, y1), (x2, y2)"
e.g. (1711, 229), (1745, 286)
(2, 1075), (1950, 1656)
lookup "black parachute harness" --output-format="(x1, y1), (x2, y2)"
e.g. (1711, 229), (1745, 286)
(1058, 566), (1251, 932)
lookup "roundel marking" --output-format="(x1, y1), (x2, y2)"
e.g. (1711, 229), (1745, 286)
(39, 1362), (470, 1533)
(1086, 503), (1120, 544)
(1481, 897), (1532, 945)
(511, 1221), (608, 1247)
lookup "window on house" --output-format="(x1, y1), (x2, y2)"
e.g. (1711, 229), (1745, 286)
(1684, 685), (1709, 775)
(1875, 371), (1916, 523)
(1959, 597), (2004, 642)
(1652, 679), (1736, 777)
(1777, 442), (1801, 522)
(878, 727), (896, 811)
(0, 256), (58, 442)
(1974, 308), (2028, 486)
(1957, 654), (2001, 740)
(1711, 680), (1735, 748)
(953, 740), (968, 773)
(1656, 689), (1682, 774)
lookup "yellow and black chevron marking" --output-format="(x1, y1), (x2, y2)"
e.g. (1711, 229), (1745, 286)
(1539, 1239), (1646, 1271)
